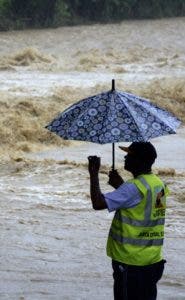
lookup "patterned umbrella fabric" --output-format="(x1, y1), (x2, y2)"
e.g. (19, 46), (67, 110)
(46, 83), (181, 144)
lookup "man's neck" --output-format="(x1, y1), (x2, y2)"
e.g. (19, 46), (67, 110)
(133, 169), (152, 178)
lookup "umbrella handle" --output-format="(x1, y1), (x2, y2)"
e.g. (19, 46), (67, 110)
(111, 79), (115, 91)
(112, 143), (115, 170)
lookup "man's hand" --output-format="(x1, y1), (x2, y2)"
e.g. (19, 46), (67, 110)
(87, 156), (107, 210)
(88, 156), (101, 174)
(108, 169), (124, 189)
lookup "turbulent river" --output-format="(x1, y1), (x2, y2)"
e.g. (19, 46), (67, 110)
(0, 17), (185, 299)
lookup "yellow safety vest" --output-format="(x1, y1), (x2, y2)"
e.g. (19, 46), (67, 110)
(106, 174), (169, 266)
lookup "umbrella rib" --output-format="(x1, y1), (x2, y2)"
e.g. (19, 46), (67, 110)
(122, 93), (181, 139)
(124, 92), (181, 131)
(118, 93), (147, 141)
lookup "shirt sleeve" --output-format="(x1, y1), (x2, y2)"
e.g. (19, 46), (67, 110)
(103, 182), (142, 212)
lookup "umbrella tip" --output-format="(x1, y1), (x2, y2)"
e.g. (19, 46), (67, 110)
(111, 79), (115, 91)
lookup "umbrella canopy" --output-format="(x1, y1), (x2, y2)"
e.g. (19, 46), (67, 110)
(46, 80), (181, 168)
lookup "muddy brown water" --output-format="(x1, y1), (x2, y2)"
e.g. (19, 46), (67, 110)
(0, 17), (185, 299)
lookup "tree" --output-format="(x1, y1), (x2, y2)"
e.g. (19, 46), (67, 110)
(10, 0), (57, 26)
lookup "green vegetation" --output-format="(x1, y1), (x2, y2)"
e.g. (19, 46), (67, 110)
(0, 0), (185, 30)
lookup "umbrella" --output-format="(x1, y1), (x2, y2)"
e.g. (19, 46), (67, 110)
(46, 79), (181, 169)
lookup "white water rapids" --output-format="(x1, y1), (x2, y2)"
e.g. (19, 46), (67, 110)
(0, 17), (185, 300)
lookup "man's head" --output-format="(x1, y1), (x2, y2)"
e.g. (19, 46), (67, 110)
(119, 142), (157, 176)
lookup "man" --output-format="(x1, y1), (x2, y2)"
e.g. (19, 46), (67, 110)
(88, 141), (168, 300)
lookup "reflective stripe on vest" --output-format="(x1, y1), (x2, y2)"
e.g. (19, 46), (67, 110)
(109, 228), (164, 246)
(114, 176), (165, 227)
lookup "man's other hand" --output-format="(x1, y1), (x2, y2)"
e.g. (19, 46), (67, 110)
(108, 169), (124, 189)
